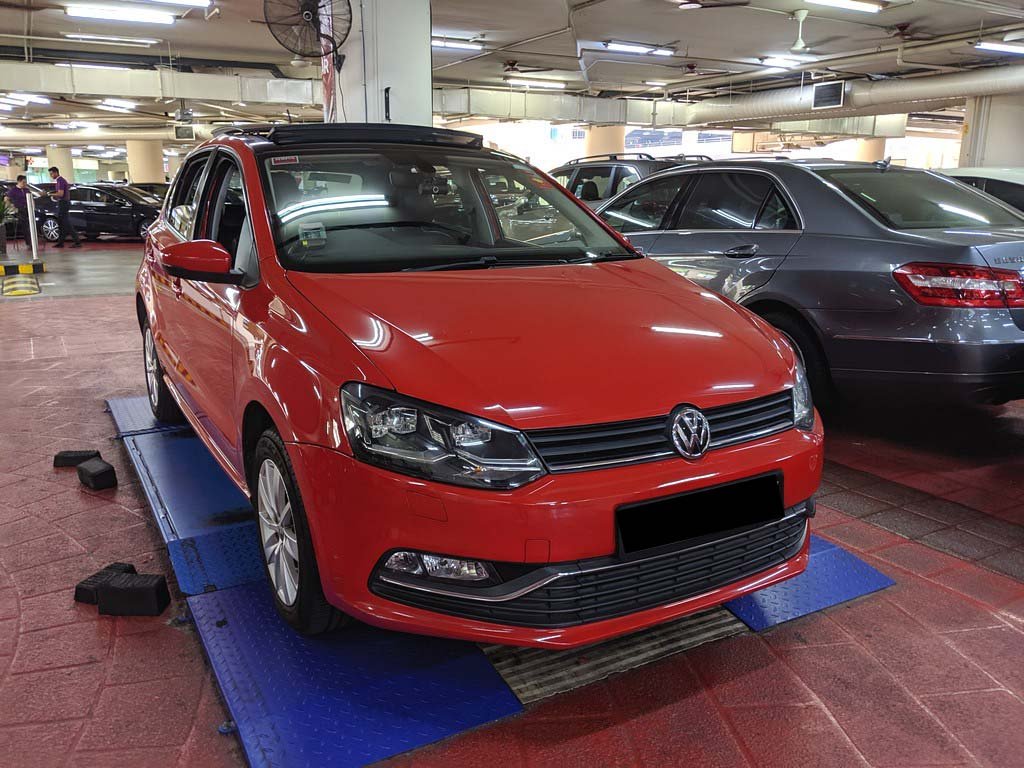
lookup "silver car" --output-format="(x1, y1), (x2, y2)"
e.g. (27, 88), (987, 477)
(596, 160), (1024, 407)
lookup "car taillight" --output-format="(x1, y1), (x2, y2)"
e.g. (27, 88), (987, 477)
(893, 262), (1024, 309)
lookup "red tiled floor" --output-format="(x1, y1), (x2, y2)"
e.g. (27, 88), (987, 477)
(925, 690), (1024, 768)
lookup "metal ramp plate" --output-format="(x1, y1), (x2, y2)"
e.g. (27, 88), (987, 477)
(725, 534), (895, 631)
(120, 427), (264, 595)
(108, 395), (188, 437)
(189, 581), (522, 768)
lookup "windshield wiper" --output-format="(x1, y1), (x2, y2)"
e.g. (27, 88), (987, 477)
(565, 251), (640, 264)
(279, 220), (473, 247)
(402, 255), (572, 272)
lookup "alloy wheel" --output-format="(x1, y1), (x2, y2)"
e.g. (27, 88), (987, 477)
(144, 327), (160, 410)
(41, 219), (59, 242)
(257, 458), (300, 606)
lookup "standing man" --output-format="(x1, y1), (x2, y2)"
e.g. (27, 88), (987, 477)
(48, 166), (81, 248)
(6, 174), (31, 245)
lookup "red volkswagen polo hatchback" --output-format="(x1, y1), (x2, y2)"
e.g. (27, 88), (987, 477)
(136, 124), (823, 648)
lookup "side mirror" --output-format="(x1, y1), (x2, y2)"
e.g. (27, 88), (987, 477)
(161, 240), (243, 285)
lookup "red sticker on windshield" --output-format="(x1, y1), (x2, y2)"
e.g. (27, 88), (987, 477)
(271, 155), (299, 166)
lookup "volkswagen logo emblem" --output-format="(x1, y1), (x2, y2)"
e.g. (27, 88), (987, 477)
(670, 406), (711, 460)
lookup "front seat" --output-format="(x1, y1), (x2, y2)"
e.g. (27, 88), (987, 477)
(579, 180), (601, 201)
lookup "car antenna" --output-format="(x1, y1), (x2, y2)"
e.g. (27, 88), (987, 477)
(873, 156), (892, 172)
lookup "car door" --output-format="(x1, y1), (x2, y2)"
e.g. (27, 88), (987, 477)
(94, 188), (134, 234)
(597, 173), (691, 257)
(67, 187), (91, 232)
(170, 151), (253, 459)
(648, 170), (802, 302)
(568, 165), (615, 208)
(147, 151), (214, 419)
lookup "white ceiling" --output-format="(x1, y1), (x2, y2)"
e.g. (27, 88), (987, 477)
(0, 0), (1021, 126)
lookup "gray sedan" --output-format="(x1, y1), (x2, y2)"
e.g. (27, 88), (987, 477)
(596, 160), (1024, 407)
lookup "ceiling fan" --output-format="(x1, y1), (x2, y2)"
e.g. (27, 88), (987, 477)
(503, 60), (555, 75)
(788, 9), (844, 55)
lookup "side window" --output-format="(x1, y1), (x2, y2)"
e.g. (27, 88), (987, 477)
(955, 176), (986, 191)
(551, 169), (572, 187)
(982, 179), (1024, 212)
(203, 156), (258, 286)
(570, 166), (615, 202)
(613, 167), (641, 195)
(168, 156), (208, 237)
(674, 172), (773, 230)
(755, 189), (799, 230)
(69, 187), (86, 203)
(600, 175), (685, 234)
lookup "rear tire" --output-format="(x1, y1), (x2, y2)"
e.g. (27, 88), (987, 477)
(760, 310), (838, 416)
(142, 322), (185, 424)
(251, 428), (347, 635)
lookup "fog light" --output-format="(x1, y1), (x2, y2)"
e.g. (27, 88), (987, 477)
(384, 551), (423, 575)
(421, 554), (492, 581)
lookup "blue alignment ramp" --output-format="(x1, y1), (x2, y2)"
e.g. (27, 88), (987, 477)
(109, 396), (523, 767)
(725, 534), (895, 631)
(109, 396), (264, 595)
(189, 581), (522, 768)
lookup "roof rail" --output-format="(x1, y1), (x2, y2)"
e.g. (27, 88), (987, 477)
(212, 122), (484, 149)
(565, 152), (656, 165)
(666, 154), (713, 162)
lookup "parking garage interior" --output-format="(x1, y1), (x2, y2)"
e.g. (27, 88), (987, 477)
(2, 2), (1024, 768)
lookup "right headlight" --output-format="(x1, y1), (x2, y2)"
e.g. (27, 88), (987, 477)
(792, 357), (814, 431)
(340, 382), (546, 490)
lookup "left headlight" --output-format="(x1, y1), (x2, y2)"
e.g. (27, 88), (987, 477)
(792, 357), (814, 431)
(341, 383), (546, 490)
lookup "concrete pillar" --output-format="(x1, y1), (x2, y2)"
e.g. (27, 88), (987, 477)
(6, 156), (26, 181)
(960, 94), (1024, 167)
(584, 125), (626, 157)
(46, 146), (74, 181)
(850, 137), (887, 162)
(331, 0), (432, 124)
(126, 140), (165, 184)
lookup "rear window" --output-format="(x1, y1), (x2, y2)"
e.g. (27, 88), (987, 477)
(816, 167), (1024, 230)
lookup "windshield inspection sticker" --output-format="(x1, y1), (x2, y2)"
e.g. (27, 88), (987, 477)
(271, 155), (299, 166)
(299, 222), (327, 249)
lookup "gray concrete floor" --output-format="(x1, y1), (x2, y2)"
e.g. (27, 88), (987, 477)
(1, 238), (142, 299)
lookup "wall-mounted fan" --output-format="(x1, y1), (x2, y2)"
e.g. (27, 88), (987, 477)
(264, 0), (352, 58)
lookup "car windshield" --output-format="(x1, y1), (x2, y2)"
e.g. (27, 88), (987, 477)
(262, 147), (633, 273)
(816, 167), (1024, 230)
(117, 187), (161, 206)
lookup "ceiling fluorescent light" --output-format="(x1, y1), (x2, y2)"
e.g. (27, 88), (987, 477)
(22, 147), (43, 154)
(0, 104), (11, 112)
(678, 2), (702, 8)
(762, 57), (800, 67)
(65, 5), (175, 24)
(11, 93), (50, 104)
(431, 38), (483, 50)
(607, 42), (654, 54)
(96, 104), (133, 113)
(103, 98), (137, 109)
(651, 48), (675, 56)
(645, 81), (668, 87)
(0, 97), (27, 107)
(138, 0), (209, 6)
(503, 77), (566, 89)
(87, 144), (106, 150)
(805, 0), (882, 13)
(56, 62), (131, 71)
(975, 41), (1024, 55)
(64, 33), (161, 45)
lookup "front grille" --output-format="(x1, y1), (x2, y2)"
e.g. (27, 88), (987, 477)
(526, 390), (795, 472)
(372, 509), (808, 629)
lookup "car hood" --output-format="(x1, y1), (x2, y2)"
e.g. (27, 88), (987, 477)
(287, 259), (795, 429)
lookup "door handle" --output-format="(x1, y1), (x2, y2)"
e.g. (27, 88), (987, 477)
(724, 244), (759, 258)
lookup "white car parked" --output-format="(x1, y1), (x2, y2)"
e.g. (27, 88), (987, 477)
(942, 167), (1024, 213)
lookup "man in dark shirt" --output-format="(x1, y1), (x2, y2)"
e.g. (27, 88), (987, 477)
(48, 166), (81, 248)
(6, 175), (30, 243)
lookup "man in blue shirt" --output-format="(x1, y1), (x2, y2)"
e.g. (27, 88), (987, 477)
(48, 166), (81, 248)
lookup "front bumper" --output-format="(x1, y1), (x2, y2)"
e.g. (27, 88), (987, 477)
(287, 419), (823, 648)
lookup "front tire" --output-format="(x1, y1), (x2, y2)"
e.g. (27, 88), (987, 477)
(138, 219), (153, 240)
(252, 428), (346, 635)
(142, 322), (185, 423)
(760, 310), (838, 416)
(40, 217), (60, 243)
